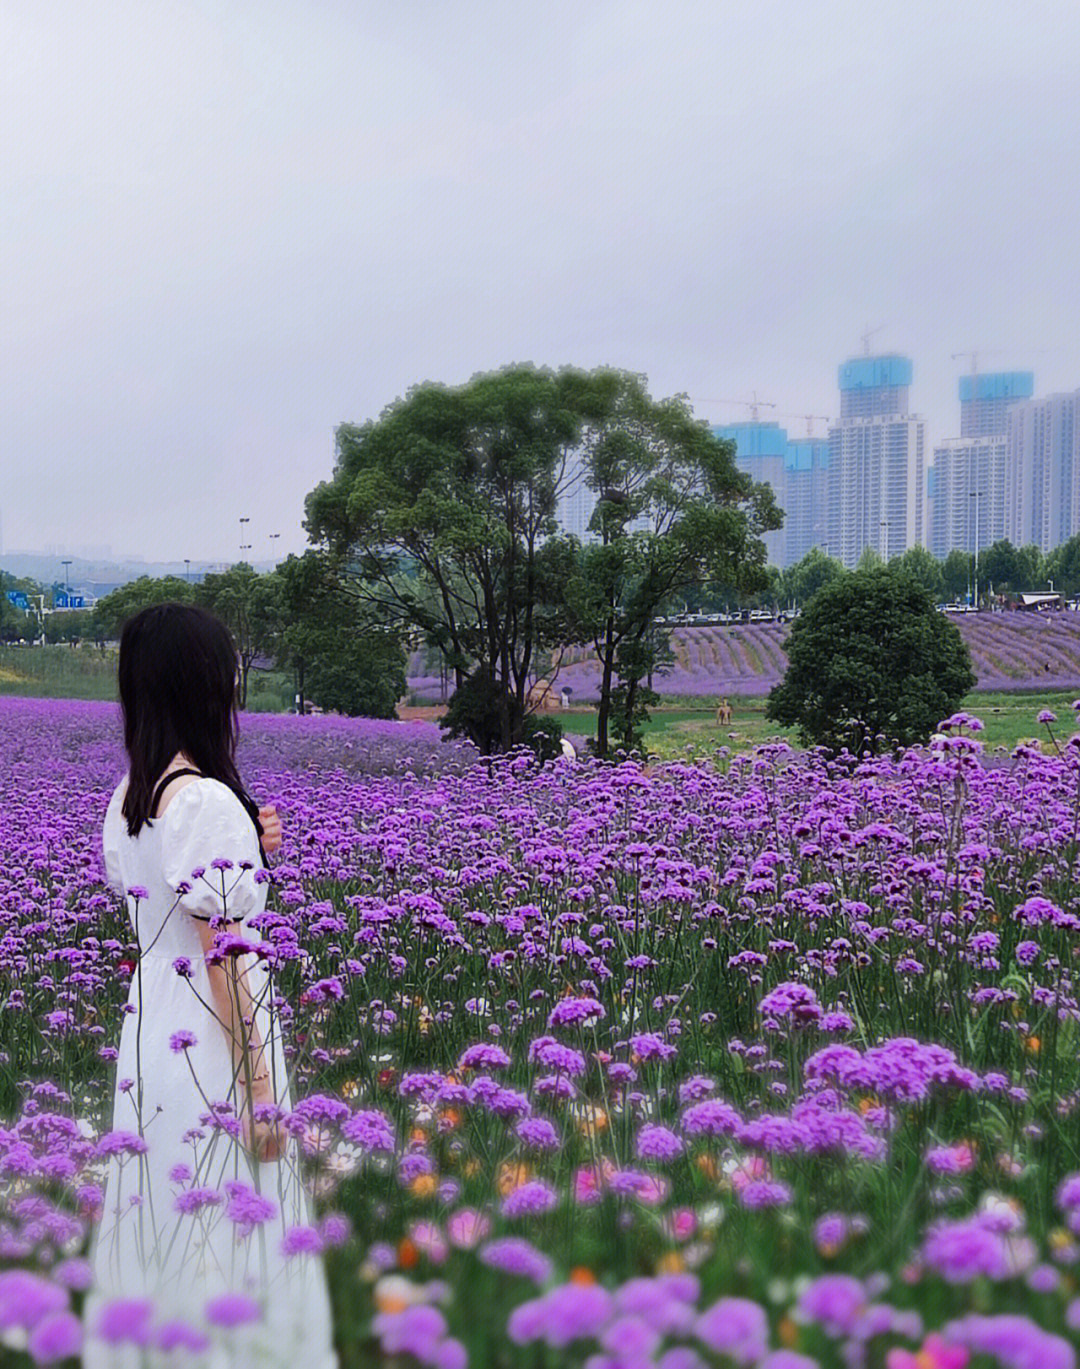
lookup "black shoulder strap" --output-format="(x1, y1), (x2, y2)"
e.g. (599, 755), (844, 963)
(150, 768), (267, 868)
(151, 767), (204, 815)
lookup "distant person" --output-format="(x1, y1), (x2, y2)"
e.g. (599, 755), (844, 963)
(715, 697), (732, 726)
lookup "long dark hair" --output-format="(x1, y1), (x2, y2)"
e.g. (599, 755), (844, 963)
(118, 602), (262, 845)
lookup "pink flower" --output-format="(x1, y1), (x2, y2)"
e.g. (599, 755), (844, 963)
(447, 1208), (491, 1249)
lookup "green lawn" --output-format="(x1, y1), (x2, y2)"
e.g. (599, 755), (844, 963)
(562, 689), (1077, 759)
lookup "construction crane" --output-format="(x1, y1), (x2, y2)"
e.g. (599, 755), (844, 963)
(691, 392), (778, 422)
(690, 397), (830, 435)
(861, 325), (886, 356)
(800, 414), (831, 437)
(951, 348), (1009, 370)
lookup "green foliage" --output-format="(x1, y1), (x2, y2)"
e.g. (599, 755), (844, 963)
(894, 544), (943, 601)
(307, 364), (778, 755)
(941, 549), (974, 603)
(855, 546), (883, 572)
(520, 714), (565, 763)
(92, 575), (195, 640)
(607, 635), (662, 756)
(193, 563), (281, 707)
(1043, 535), (1080, 596)
(306, 364), (593, 750)
(267, 552), (406, 718)
(43, 610), (86, 645)
(439, 667), (520, 755)
(0, 570), (37, 643)
(778, 547), (844, 606)
(561, 372), (780, 756)
(766, 565), (977, 754)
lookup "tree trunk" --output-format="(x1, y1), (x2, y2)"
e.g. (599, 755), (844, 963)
(595, 649), (615, 758)
(296, 657), (306, 715)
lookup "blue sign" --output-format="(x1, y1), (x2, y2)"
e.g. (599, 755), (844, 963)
(5, 591), (29, 610)
(54, 592), (85, 610)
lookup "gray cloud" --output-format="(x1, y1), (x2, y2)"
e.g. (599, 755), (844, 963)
(3, 0), (1078, 562)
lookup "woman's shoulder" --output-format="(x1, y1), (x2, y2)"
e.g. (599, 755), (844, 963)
(158, 777), (253, 837)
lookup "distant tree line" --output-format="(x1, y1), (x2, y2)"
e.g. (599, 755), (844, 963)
(678, 537), (1078, 615)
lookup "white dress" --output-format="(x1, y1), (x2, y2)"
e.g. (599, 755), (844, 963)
(83, 774), (336, 1369)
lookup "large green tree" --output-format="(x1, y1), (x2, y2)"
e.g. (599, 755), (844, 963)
(766, 565), (976, 754)
(563, 373), (779, 755)
(194, 564), (280, 708)
(269, 551), (406, 717)
(304, 365), (596, 752)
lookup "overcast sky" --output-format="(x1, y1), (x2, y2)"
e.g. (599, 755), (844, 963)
(4, 0), (1079, 565)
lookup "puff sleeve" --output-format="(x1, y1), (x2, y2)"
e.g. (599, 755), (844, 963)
(160, 780), (264, 923)
(102, 780), (126, 895)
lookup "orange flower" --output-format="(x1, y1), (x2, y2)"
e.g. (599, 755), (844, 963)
(439, 1108), (463, 1130)
(569, 1267), (597, 1285)
(655, 1251), (685, 1275)
(409, 1174), (438, 1199)
(398, 1238), (419, 1269)
(497, 1161), (532, 1196)
(577, 1106), (608, 1138)
(777, 1316), (799, 1348)
(1024, 1036), (1041, 1054)
(409, 1126), (429, 1145)
(694, 1154), (720, 1181)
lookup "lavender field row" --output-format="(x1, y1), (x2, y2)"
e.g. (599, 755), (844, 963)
(411, 615), (1080, 701)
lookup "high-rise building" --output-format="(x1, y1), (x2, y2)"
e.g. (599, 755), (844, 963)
(782, 438), (830, 565)
(960, 372), (1034, 438)
(1006, 392), (1080, 552)
(837, 356), (912, 420)
(557, 453), (596, 542)
(928, 437), (1007, 561)
(928, 373), (1032, 559)
(714, 422), (788, 566)
(827, 355), (925, 568)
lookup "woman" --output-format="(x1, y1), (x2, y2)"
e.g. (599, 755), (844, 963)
(83, 603), (336, 1368)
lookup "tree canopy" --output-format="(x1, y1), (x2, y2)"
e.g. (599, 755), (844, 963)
(270, 551), (405, 717)
(766, 565), (976, 754)
(562, 371), (779, 753)
(306, 363), (779, 754)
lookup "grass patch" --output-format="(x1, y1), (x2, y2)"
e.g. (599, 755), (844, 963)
(0, 646), (293, 712)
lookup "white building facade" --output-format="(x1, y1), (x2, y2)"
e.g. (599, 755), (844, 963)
(928, 436), (1007, 561)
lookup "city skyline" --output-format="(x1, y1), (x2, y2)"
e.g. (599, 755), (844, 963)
(4, 3), (1078, 564)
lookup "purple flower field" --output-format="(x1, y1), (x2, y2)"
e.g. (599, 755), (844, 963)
(407, 614), (1080, 701)
(3, 696), (1080, 1366)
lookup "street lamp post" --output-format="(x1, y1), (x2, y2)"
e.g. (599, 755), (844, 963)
(184, 558), (191, 584)
(61, 560), (71, 592)
(239, 517), (250, 563)
(269, 533), (281, 566)
(970, 489), (985, 609)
